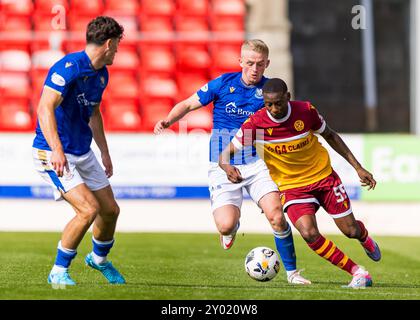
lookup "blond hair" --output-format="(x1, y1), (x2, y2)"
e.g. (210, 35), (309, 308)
(241, 39), (269, 57)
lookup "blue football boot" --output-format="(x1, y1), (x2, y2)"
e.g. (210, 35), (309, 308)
(85, 253), (126, 284)
(48, 271), (76, 287)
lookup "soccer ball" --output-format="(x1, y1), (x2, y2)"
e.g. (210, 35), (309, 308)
(244, 246), (280, 281)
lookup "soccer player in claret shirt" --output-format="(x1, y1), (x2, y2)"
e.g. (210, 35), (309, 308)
(219, 78), (381, 288)
(32, 16), (125, 286)
(154, 40), (311, 284)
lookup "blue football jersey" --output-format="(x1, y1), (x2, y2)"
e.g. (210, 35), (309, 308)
(197, 72), (268, 164)
(33, 51), (108, 155)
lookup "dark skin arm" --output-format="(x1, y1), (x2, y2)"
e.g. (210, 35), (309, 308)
(218, 142), (243, 183)
(320, 125), (376, 190)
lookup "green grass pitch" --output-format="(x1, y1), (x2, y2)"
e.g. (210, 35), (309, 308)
(0, 232), (419, 300)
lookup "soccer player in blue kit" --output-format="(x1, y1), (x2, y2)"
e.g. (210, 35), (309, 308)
(155, 39), (310, 284)
(32, 16), (125, 286)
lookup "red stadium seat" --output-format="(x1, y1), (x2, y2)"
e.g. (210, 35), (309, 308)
(175, 16), (209, 33)
(177, 0), (209, 16)
(105, 72), (139, 99)
(138, 45), (176, 76)
(103, 99), (142, 132)
(183, 107), (213, 132)
(107, 47), (140, 72)
(0, 14), (32, 52)
(0, 50), (31, 72)
(34, 0), (69, 13)
(176, 72), (208, 100)
(138, 15), (174, 33)
(104, 15), (138, 42)
(139, 76), (178, 100)
(211, 0), (246, 17)
(175, 44), (211, 72)
(104, 0), (140, 14)
(0, 72), (31, 98)
(140, 0), (176, 17)
(32, 50), (65, 70)
(68, 14), (97, 31)
(70, 0), (104, 15)
(64, 39), (85, 53)
(0, 38), (31, 52)
(210, 43), (242, 73)
(32, 14), (67, 51)
(0, 14), (32, 31)
(0, 0), (34, 15)
(30, 69), (49, 96)
(0, 98), (34, 131)
(140, 98), (174, 131)
(210, 15), (244, 32)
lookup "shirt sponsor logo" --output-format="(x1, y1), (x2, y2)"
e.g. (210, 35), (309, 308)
(77, 93), (97, 107)
(225, 102), (255, 116)
(51, 72), (66, 86)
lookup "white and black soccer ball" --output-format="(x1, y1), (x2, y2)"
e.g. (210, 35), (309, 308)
(244, 247), (280, 282)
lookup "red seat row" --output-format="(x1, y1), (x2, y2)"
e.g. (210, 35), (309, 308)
(0, 42), (242, 73)
(1, 0), (245, 17)
(0, 96), (213, 132)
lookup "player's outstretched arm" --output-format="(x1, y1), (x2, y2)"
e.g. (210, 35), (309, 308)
(320, 125), (376, 190)
(89, 105), (113, 178)
(218, 142), (243, 183)
(37, 87), (68, 177)
(154, 93), (203, 134)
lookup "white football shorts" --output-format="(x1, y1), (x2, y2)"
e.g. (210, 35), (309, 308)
(208, 159), (279, 211)
(32, 148), (110, 201)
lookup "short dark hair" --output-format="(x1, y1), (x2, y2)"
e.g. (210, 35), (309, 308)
(263, 78), (288, 94)
(86, 16), (124, 45)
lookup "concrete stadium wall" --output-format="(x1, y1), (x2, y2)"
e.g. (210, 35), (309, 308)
(1, 199), (419, 236)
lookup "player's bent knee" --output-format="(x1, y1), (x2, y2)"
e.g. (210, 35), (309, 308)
(342, 226), (359, 239)
(300, 229), (321, 243)
(267, 213), (288, 231)
(99, 203), (120, 220)
(217, 221), (237, 235)
(79, 203), (100, 225)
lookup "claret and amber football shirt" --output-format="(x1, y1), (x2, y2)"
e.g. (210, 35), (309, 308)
(232, 101), (332, 191)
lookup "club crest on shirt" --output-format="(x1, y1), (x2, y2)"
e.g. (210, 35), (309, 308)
(266, 128), (273, 136)
(254, 88), (263, 99)
(230, 86), (235, 93)
(294, 120), (305, 131)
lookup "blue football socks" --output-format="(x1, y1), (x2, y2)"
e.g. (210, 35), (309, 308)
(273, 223), (297, 272)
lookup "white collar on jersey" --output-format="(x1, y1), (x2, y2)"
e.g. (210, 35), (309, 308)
(266, 102), (291, 123)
